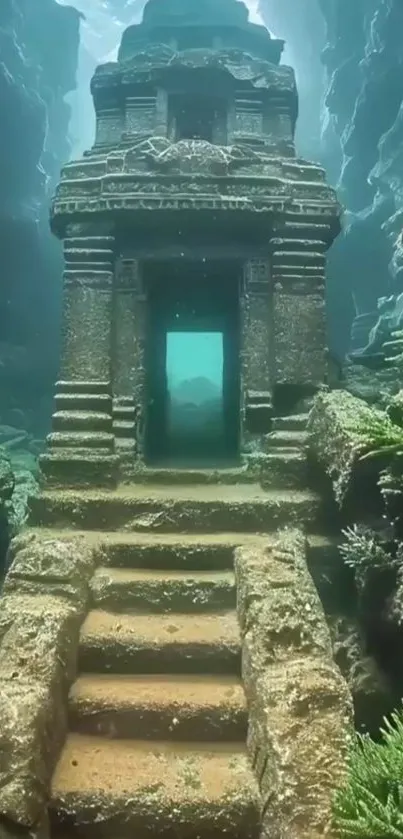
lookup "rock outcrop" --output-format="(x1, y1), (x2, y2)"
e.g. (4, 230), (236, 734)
(0, 0), (81, 436)
(259, 0), (403, 359)
(321, 0), (403, 357)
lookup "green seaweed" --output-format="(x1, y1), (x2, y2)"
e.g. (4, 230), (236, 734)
(333, 709), (403, 837)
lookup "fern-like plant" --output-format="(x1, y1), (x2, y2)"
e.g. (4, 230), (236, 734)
(333, 709), (403, 837)
(353, 413), (403, 462)
(340, 525), (395, 573)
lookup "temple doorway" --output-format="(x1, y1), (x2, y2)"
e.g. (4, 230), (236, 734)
(145, 260), (241, 465)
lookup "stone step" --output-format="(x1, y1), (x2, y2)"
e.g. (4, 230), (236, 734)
(52, 411), (112, 432)
(29, 484), (322, 532)
(272, 266), (325, 278)
(39, 452), (118, 489)
(270, 238), (327, 252)
(113, 405), (137, 419)
(50, 735), (260, 838)
(264, 430), (308, 450)
(90, 567), (236, 613)
(64, 260), (113, 272)
(271, 250), (325, 266)
(272, 413), (309, 431)
(28, 528), (333, 571)
(260, 450), (308, 490)
(69, 673), (247, 741)
(54, 392), (111, 412)
(79, 610), (241, 675)
(47, 431), (115, 450)
(113, 419), (136, 437)
(92, 531), (252, 570)
(128, 464), (258, 485)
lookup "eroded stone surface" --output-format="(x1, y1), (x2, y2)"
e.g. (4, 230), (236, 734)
(3, 532), (94, 608)
(0, 595), (81, 689)
(0, 680), (64, 828)
(235, 528), (353, 838)
(0, 533), (96, 829)
(307, 388), (389, 507)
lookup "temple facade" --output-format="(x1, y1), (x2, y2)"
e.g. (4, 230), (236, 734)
(42, 0), (341, 488)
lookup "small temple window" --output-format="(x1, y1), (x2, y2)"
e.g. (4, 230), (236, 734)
(170, 93), (225, 143)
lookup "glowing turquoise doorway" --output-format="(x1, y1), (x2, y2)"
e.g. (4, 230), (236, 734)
(166, 332), (225, 459)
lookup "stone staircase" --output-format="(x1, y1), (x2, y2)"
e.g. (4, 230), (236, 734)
(9, 411), (350, 839)
(50, 529), (261, 839)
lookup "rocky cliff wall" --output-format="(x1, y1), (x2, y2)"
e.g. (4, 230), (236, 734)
(0, 0), (81, 436)
(260, 0), (403, 359)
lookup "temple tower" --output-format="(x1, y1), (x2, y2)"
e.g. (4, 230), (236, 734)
(42, 0), (341, 488)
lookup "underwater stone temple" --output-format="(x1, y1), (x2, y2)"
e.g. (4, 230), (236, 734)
(42, 0), (341, 486)
(0, 2), (354, 839)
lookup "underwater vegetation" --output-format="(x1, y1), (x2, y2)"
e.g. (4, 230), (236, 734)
(333, 709), (403, 837)
(317, 387), (403, 837)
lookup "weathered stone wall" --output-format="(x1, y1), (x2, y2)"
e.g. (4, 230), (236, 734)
(235, 527), (353, 838)
(0, 531), (94, 837)
(0, 0), (80, 436)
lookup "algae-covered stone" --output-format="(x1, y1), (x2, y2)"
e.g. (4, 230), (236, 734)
(0, 680), (65, 827)
(307, 389), (394, 507)
(0, 593), (81, 689)
(3, 531), (94, 608)
(235, 530), (333, 688)
(236, 527), (353, 838)
(0, 531), (96, 829)
(249, 658), (353, 839)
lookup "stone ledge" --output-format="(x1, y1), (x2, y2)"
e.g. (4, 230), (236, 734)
(235, 528), (353, 838)
(307, 389), (389, 511)
(0, 533), (95, 830)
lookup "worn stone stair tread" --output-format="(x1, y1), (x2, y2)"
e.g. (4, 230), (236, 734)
(35, 482), (314, 501)
(81, 609), (239, 646)
(69, 673), (247, 740)
(90, 567), (236, 613)
(273, 413), (309, 427)
(265, 430), (308, 445)
(92, 567), (235, 583)
(126, 464), (258, 484)
(50, 734), (260, 837)
(30, 485), (322, 533)
(27, 527), (274, 546)
(27, 527), (330, 551)
(79, 609), (241, 674)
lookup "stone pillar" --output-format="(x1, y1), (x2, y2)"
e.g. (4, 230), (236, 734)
(269, 219), (328, 403)
(264, 95), (295, 155)
(241, 258), (274, 440)
(112, 258), (146, 469)
(228, 92), (263, 143)
(123, 93), (157, 141)
(94, 105), (124, 150)
(155, 88), (169, 136)
(40, 229), (117, 488)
